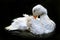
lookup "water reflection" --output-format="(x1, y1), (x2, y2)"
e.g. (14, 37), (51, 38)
(5, 29), (55, 39)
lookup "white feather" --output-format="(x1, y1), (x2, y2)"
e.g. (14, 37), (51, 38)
(30, 4), (56, 35)
(5, 4), (56, 35)
(5, 14), (31, 30)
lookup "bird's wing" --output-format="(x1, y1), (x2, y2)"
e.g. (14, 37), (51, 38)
(5, 17), (29, 31)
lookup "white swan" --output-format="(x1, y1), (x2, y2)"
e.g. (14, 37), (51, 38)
(30, 4), (56, 35)
(5, 4), (56, 35)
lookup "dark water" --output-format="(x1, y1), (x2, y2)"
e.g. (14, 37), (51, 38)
(0, 0), (60, 40)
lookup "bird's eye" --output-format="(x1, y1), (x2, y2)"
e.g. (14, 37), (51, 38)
(34, 10), (36, 12)
(38, 16), (40, 18)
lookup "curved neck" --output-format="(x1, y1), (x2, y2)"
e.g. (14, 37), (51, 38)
(40, 14), (49, 19)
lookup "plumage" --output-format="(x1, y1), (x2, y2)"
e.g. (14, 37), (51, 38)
(5, 4), (56, 35)
(30, 4), (56, 35)
(5, 14), (31, 30)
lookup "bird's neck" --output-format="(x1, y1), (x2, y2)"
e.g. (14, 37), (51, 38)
(40, 14), (49, 19)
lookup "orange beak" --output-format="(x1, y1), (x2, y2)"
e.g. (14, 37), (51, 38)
(33, 16), (38, 19)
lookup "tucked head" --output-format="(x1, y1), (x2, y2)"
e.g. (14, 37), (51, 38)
(32, 4), (47, 19)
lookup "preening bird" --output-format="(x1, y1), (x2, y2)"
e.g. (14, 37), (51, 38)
(5, 4), (56, 35)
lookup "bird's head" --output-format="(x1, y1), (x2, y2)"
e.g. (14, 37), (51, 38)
(32, 4), (47, 19)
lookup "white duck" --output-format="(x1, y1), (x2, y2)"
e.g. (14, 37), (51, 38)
(30, 4), (56, 35)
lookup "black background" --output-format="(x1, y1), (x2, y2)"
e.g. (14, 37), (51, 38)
(0, 0), (60, 40)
